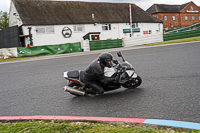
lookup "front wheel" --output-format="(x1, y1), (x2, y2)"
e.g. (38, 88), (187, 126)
(122, 76), (142, 89)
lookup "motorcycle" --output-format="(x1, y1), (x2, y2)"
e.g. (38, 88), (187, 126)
(63, 51), (142, 96)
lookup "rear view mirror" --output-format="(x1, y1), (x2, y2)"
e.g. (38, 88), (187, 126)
(117, 51), (125, 62)
(117, 51), (122, 57)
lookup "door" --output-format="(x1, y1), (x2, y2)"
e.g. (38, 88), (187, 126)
(91, 35), (100, 40)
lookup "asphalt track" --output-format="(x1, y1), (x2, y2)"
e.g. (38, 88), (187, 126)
(0, 42), (200, 130)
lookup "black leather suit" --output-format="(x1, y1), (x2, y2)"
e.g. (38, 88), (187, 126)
(82, 58), (115, 94)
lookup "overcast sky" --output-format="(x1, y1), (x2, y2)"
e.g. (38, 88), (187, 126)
(1, 0), (200, 12)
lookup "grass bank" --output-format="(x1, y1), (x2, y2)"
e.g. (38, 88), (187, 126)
(0, 120), (199, 133)
(0, 54), (51, 62)
(144, 36), (200, 46)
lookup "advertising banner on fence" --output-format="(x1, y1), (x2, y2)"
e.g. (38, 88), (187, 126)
(17, 43), (82, 57)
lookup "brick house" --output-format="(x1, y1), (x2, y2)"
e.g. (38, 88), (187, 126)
(146, 1), (200, 31)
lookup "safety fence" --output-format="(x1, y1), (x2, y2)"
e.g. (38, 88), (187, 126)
(0, 42), (81, 59)
(123, 32), (163, 47)
(18, 42), (81, 57)
(164, 22), (200, 34)
(1, 33), (166, 59)
(0, 26), (20, 49)
(164, 29), (200, 41)
(89, 39), (122, 51)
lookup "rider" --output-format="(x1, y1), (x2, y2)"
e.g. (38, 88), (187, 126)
(82, 52), (119, 95)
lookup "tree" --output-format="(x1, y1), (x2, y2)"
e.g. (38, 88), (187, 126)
(0, 11), (9, 30)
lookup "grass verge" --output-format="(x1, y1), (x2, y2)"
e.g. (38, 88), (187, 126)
(0, 120), (199, 133)
(0, 54), (53, 62)
(144, 36), (200, 46)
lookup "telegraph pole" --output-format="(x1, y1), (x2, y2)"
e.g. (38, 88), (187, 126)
(129, 4), (132, 37)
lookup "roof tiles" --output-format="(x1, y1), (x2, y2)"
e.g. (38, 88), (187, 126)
(13, 0), (162, 25)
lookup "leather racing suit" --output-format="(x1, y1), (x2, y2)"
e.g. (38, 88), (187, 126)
(82, 58), (115, 94)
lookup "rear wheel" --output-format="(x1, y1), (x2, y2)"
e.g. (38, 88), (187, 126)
(122, 76), (142, 89)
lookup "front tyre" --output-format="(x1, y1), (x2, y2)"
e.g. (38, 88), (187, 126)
(122, 76), (142, 89)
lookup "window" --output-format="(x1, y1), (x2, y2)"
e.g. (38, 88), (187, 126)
(192, 16), (195, 20)
(74, 25), (85, 32)
(172, 16), (175, 20)
(199, 16), (200, 20)
(132, 23), (138, 28)
(164, 16), (167, 21)
(149, 30), (151, 34)
(185, 16), (188, 20)
(165, 27), (168, 30)
(102, 24), (111, 30)
(36, 26), (54, 34)
(191, 6), (194, 10)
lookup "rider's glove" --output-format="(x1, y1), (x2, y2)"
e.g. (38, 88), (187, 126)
(113, 60), (118, 64)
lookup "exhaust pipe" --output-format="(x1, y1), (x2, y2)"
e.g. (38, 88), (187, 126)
(63, 86), (85, 96)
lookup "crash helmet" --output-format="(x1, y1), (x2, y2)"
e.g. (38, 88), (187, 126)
(98, 53), (113, 68)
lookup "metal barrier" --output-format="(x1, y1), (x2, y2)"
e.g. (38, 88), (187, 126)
(164, 29), (200, 41)
(164, 22), (200, 34)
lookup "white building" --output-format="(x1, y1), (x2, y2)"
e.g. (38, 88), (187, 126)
(9, 0), (163, 47)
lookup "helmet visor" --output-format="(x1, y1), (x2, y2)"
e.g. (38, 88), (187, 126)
(105, 60), (113, 68)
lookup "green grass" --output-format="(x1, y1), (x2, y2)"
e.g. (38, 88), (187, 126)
(1, 36), (200, 62)
(0, 120), (199, 133)
(144, 36), (200, 46)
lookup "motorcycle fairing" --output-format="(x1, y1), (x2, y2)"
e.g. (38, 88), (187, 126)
(63, 71), (68, 78)
(104, 67), (116, 77)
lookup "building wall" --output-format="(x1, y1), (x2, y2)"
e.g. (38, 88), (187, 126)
(152, 2), (200, 30)
(9, 0), (163, 47)
(9, 1), (23, 27)
(22, 23), (163, 46)
(152, 13), (181, 30)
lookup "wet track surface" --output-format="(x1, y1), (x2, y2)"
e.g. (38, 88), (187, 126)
(0, 42), (200, 123)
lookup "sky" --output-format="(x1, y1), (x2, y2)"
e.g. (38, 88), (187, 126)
(0, 0), (200, 12)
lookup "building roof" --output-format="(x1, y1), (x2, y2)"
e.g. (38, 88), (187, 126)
(146, 1), (198, 14)
(12, 0), (162, 25)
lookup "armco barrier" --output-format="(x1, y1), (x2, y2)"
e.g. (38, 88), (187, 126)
(89, 39), (122, 51)
(17, 42), (81, 57)
(164, 29), (200, 41)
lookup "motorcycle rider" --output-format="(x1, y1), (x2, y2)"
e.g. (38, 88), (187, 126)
(81, 52), (119, 95)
